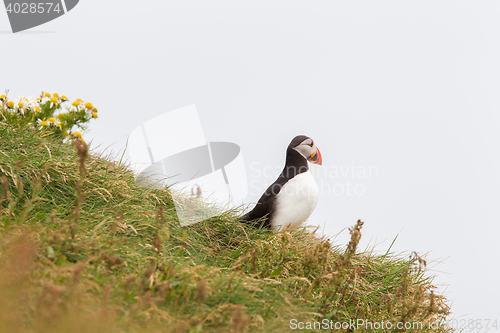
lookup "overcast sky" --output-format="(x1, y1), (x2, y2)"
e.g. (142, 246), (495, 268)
(2, 0), (499, 321)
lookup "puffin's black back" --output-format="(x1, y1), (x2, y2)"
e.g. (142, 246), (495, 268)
(240, 137), (310, 228)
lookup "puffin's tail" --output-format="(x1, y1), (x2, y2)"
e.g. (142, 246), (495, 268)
(239, 214), (269, 229)
(239, 214), (253, 226)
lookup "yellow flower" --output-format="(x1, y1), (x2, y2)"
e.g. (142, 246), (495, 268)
(35, 106), (41, 112)
(57, 123), (62, 128)
(53, 93), (59, 98)
(44, 92), (51, 98)
(85, 102), (93, 109)
(72, 101), (80, 107)
(0, 95), (6, 101)
(7, 101), (14, 108)
(74, 131), (82, 138)
(92, 112), (98, 118)
(76, 98), (82, 102)
(48, 117), (56, 123)
(93, 107), (98, 112)
(18, 102), (24, 108)
(41, 121), (47, 126)
(50, 97), (58, 104)
(61, 95), (68, 101)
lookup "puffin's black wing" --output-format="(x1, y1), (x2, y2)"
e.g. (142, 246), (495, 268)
(239, 176), (289, 229)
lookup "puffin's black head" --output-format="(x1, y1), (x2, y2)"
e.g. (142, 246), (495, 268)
(288, 135), (322, 165)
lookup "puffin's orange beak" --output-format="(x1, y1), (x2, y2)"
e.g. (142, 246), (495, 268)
(309, 147), (322, 165)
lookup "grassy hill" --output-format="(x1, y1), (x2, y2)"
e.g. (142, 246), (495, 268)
(0, 122), (450, 332)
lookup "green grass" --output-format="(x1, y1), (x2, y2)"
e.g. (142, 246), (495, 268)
(0, 122), (450, 332)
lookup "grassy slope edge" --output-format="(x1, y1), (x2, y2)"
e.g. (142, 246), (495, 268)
(0, 122), (450, 333)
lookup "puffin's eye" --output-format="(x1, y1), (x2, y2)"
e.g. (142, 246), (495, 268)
(309, 142), (314, 147)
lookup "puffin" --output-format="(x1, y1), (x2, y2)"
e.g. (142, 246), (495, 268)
(241, 135), (322, 232)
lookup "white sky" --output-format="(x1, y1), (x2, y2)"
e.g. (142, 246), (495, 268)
(1, 0), (499, 322)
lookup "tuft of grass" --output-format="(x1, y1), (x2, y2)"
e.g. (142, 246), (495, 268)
(0, 122), (451, 332)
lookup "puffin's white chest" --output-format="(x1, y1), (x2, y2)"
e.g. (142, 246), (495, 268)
(271, 170), (319, 232)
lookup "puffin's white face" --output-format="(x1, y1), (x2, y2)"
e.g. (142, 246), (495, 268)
(292, 137), (322, 165)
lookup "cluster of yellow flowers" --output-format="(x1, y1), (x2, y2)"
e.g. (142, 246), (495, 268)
(0, 90), (98, 142)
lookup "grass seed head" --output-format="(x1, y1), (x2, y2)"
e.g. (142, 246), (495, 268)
(196, 278), (208, 304)
(231, 305), (249, 333)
